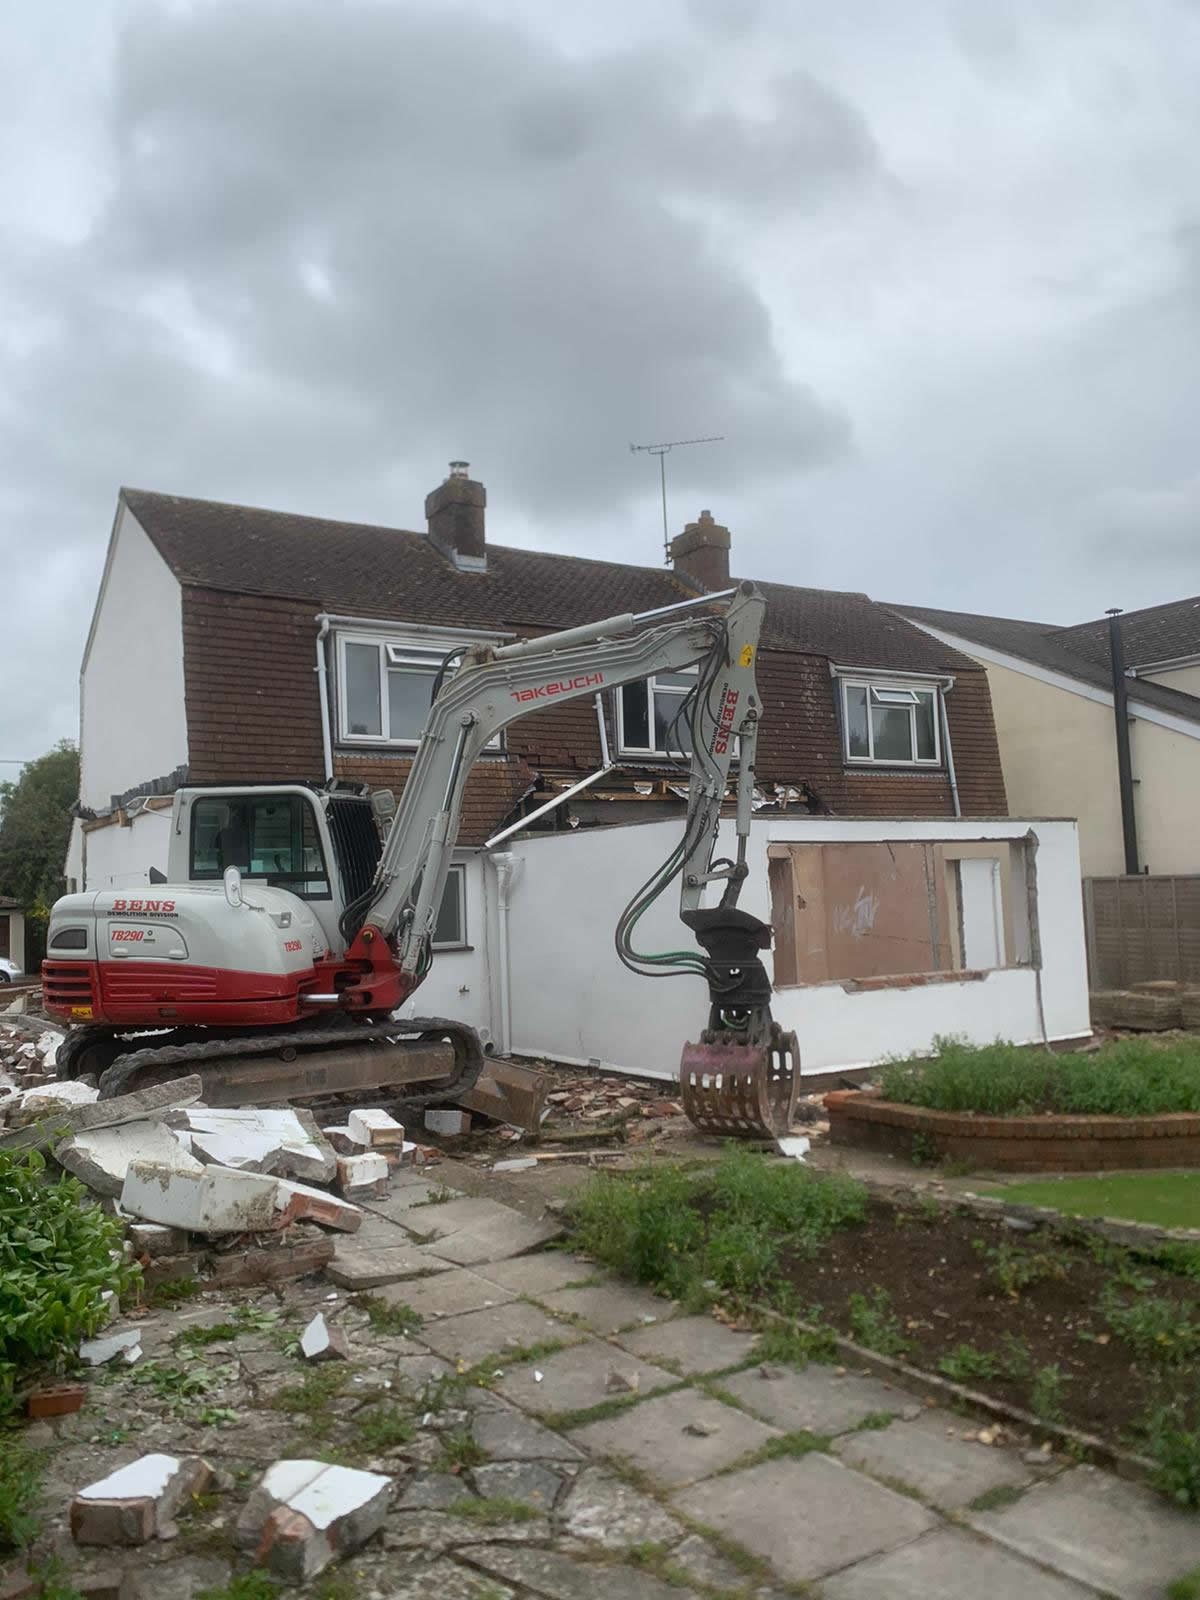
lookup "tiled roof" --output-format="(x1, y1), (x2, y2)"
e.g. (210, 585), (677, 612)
(893, 602), (1200, 724)
(123, 488), (977, 672)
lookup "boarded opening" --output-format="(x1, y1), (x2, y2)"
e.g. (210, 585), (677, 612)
(768, 839), (1029, 988)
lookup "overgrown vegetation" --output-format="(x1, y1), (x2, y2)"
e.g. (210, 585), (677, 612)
(0, 1442), (44, 1552)
(567, 1147), (866, 1309)
(846, 1289), (911, 1358)
(974, 1239), (1069, 1300)
(0, 1149), (139, 1415)
(879, 1034), (1200, 1117)
(447, 1495), (540, 1524)
(360, 1296), (423, 1336)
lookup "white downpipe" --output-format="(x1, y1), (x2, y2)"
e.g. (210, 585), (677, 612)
(315, 615), (334, 782)
(489, 851), (520, 1056)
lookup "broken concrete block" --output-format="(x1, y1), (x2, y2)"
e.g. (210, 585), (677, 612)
(276, 1180), (362, 1234)
(300, 1313), (350, 1363)
(79, 1328), (143, 1367)
(0, 1075), (203, 1154)
(128, 1221), (189, 1259)
(235, 1460), (391, 1583)
(321, 1124), (364, 1156)
(56, 1120), (202, 1198)
(8, 1079), (99, 1129)
(121, 1160), (286, 1233)
(175, 1107), (337, 1184)
(423, 1108), (469, 1136)
(347, 1108), (405, 1148)
(335, 1152), (389, 1200)
(70, 1453), (211, 1547)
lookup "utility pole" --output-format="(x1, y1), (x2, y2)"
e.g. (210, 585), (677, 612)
(630, 437), (723, 563)
(1106, 608), (1140, 875)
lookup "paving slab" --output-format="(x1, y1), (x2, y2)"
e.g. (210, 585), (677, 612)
(384, 1508), (551, 1553)
(362, 1182), (462, 1221)
(834, 1408), (1032, 1510)
(397, 1472), (465, 1510)
(433, 1212), (563, 1266)
(463, 1543), (685, 1600)
(559, 1464), (684, 1549)
(822, 1526), (1097, 1600)
(391, 1352), (456, 1390)
(473, 1253), (600, 1296)
(375, 1268), (515, 1321)
(668, 1531), (765, 1592)
(472, 1461), (565, 1510)
(540, 1281), (672, 1333)
(326, 1243), (455, 1289)
(398, 1196), (522, 1242)
(615, 1314), (759, 1374)
(676, 1453), (936, 1581)
(571, 1386), (779, 1487)
(373, 1555), (515, 1599)
(471, 1407), (585, 1463)
(420, 1300), (579, 1366)
(970, 1466), (1200, 1600)
(494, 1337), (677, 1417)
(720, 1362), (910, 1436)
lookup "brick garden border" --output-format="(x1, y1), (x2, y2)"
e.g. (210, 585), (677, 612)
(824, 1090), (1200, 1172)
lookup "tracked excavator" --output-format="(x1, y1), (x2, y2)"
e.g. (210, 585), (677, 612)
(43, 582), (798, 1138)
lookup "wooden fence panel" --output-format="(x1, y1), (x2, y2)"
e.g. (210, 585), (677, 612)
(1084, 874), (1200, 987)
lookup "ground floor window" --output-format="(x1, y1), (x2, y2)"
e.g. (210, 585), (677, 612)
(434, 865), (467, 949)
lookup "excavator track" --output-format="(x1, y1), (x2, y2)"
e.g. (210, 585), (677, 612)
(88, 1016), (484, 1116)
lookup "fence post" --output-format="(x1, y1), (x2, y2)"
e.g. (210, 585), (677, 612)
(1083, 878), (1098, 988)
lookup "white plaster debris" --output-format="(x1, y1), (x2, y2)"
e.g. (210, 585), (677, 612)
(492, 1156), (537, 1173)
(347, 1108), (405, 1148)
(423, 1108), (469, 1136)
(121, 1160), (286, 1232)
(177, 1107), (336, 1183)
(78, 1454), (182, 1504)
(777, 1135), (811, 1161)
(236, 1459), (392, 1582)
(71, 1452), (212, 1547)
(79, 1328), (143, 1367)
(56, 1120), (202, 1198)
(11, 1078), (99, 1125)
(300, 1313), (350, 1363)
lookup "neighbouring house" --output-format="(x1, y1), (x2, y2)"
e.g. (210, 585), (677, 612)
(892, 597), (1200, 880)
(64, 465), (1091, 1074)
(0, 895), (26, 979)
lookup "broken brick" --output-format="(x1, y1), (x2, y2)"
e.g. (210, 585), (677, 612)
(235, 1460), (391, 1583)
(346, 1108), (405, 1148)
(70, 1454), (211, 1547)
(28, 1383), (86, 1419)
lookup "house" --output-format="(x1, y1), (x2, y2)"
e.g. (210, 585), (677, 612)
(892, 597), (1200, 879)
(64, 466), (1092, 1075)
(0, 895), (25, 979)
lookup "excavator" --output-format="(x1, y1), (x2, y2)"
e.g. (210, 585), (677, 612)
(43, 582), (798, 1139)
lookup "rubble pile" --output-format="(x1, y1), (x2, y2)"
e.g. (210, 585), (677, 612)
(0, 1003), (65, 1109)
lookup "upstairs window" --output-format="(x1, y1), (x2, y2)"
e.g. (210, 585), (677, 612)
(841, 679), (939, 766)
(618, 669), (697, 756)
(336, 632), (503, 749)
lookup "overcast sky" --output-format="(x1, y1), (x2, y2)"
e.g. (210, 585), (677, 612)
(4, 0), (1200, 768)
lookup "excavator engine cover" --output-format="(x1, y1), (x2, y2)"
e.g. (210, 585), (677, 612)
(678, 907), (799, 1139)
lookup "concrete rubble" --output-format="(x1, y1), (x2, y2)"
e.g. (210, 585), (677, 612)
(235, 1460), (392, 1583)
(347, 1107), (406, 1148)
(300, 1312), (351, 1362)
(70, 1454), (211, 1547)
(78, 1328), (143, 1367)
(171, 1106), (337, 1183)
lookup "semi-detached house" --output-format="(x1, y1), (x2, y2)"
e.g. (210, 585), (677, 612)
(67, 466), (1089, 1077)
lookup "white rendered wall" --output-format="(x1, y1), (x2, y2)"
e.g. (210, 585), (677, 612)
(495, 816), (1090, 1081)
(80, 505), (187, 811)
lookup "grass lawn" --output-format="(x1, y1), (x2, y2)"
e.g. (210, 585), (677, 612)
(980, 1172), (1200, 1230)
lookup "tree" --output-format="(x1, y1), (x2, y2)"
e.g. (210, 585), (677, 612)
(0, 742), (79, 966)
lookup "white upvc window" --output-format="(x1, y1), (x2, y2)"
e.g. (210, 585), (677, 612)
(617, 668), (698, 757)
(434, 864), (468, 950)
(337, 632), (500, 748)
(841, 678), (940, 766)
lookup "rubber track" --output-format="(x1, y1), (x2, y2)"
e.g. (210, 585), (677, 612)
(95, 1015), (484, 1112)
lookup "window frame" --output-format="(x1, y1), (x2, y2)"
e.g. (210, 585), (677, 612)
(616, 666), (700, 758)
(433, 863), (468, 951)
(188, 793), (333, 902)
(335, 629), (505, 750)
(839, 676), (942, 768)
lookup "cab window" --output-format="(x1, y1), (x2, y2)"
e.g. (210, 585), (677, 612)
(190, 796), (331, 899)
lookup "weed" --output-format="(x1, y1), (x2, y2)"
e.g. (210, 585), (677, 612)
(360, 1296), (423, 1336)
(973, 1240), (1067, 1299)
(411, 1184), (457, 1206)
(937, 1343), (1001, 1383)
(910, 1132), (937, 1167)
(998, 1332), (1033, 1380)
(724, 1430), (831, 1473)
(1030, 1364), (1070, 1423)
(356, 1400), (416, 1453)
(1102, 1285), (1200, 1365)
(1168, 1568), (1200, 1600)
(847, 1289), (912, 1358)
(447, 1495), (540, 1524)
(271, 1364), (353, 1415)
(915, 1193), (943, 1224)
(197, 1573), (282, 1600)
(147, 1277), (202, 1308)
(174, 1322), (240, 1349)
(437, 1427), (487, 1471)
(853, 1411), (897, 1432)
(1141, 1406), (1200, 1509)
(968, 1483), (1026, 1513)
(0, 1148), (139, 1415)
(540, 1392), (653, 1431)
(1151, 1244), (1200, 1282)
(27, 1556), (85, 1600)
(625, 1541), (692, 1588)
(0, 1442), (44, 1551)
(756, 1320), (838, 1368)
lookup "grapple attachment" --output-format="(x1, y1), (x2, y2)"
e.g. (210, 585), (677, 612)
(678, 907), (799, 1140)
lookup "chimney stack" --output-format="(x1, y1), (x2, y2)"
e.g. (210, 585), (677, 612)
(426, 461), (486, 571)
(669, 509), (731, 590)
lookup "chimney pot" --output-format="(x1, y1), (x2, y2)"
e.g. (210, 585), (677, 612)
(426, 462), (487, 571)
(669, 509), (731, 590)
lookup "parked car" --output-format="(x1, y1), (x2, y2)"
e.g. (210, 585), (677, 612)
(0, 957), (24, 983)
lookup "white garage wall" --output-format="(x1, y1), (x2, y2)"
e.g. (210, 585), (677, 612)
(493, 816), (1089, 1081)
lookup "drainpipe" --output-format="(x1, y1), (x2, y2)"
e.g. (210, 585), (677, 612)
(489, 852), (520, 1056)
(314, 615), (334, 783)
(938, 686), (961, 818)
(1106, 608), (1139, 874)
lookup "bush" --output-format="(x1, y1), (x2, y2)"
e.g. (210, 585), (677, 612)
(0, 1149), (139, 1414)
(877, 1035), (1200, 1118)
